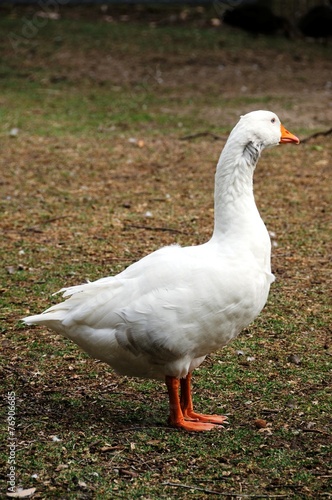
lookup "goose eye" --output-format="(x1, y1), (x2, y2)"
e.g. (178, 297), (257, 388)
(271, 118), (276, 123)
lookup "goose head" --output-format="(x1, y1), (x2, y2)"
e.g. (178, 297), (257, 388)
(236, 110), (300, 151)
(214, 110), (300, 218)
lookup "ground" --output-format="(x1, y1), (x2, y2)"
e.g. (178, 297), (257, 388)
(0, 5), (331, 499)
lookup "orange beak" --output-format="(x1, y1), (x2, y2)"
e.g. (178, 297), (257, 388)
(280, 123), (300, 144)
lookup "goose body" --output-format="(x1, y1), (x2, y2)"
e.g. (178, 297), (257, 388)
(24, 110), (299, 431)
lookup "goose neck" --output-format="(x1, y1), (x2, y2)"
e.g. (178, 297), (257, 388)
(212, 136), (262, 238)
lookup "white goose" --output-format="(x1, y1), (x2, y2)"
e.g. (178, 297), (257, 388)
(24, 110), (299, 431)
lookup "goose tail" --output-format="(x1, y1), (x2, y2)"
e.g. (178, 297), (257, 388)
(22, 299), (73, 335)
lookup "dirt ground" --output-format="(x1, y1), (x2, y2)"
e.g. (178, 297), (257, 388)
(1, 7), (332, 499)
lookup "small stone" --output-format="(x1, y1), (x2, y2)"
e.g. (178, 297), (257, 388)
(288, 354), (301, 365)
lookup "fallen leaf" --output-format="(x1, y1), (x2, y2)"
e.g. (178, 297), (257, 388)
(258, 427), (273, 434)
(306, 421), (316, 429)
(254, 419), (267, 429)
(120, 468), (138, 478)
(100, 445), (122, 452)
(147, 439), (161, 446)
(7, 487), (36, 498)
(55, 464), (68, 471)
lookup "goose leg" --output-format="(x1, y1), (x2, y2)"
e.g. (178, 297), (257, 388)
(165, 375), (216, 431)
(180, 373), (227, 425)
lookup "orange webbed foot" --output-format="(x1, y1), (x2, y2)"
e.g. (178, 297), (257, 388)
(183, 410), (228, 425)
(166, 374), (228, 432)
(168, 416), (218, 432)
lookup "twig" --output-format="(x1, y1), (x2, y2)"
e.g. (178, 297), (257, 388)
(124, 224), (187, 235)
(301, 127), (332, 144)
(25, 215), (72, 233)
(261, 408), (280, 414)
(302, 428), (330, 436)
(180, 131), (226, 141)
(180, 126), (332, 143)
(25, 227), (44, 234)
(113, 425), (165, 433)
(162, 482), (288, 497)
(162, 482), (226, 496)
(42, 215), (72, 224)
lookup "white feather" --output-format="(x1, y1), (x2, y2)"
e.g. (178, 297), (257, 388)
(24, 110), (290, 382)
